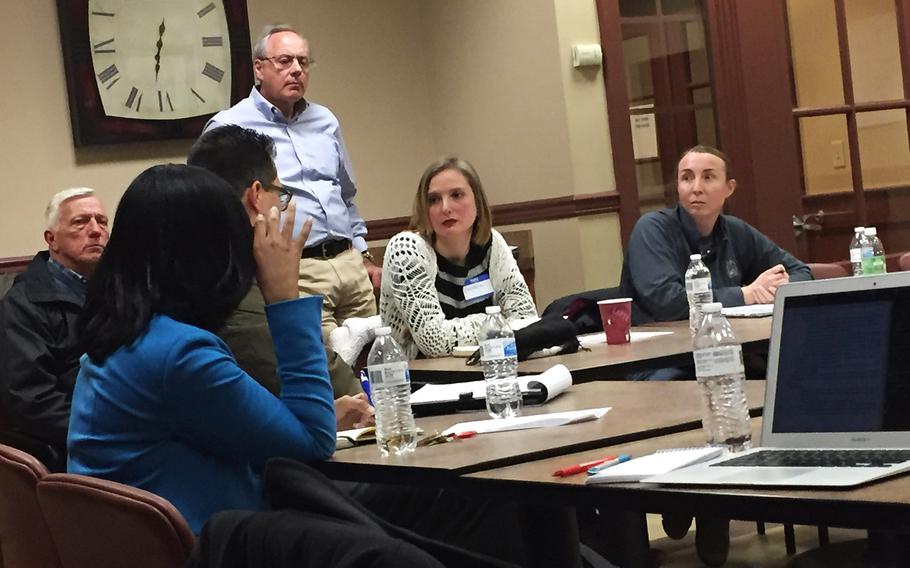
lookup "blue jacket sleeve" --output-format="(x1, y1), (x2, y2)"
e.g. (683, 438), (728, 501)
(165, 296), (336, 466)
(625, 215), (690, 321)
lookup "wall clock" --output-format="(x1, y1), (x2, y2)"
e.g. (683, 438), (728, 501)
(56, 0), (253, 146)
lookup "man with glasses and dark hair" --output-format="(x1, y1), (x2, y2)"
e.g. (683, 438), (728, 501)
(0, 188), (109, 471)
(188, 126), (374, 430)
(204, 24), (380, 341)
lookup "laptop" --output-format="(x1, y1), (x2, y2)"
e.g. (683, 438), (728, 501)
(645, 271), (910, 488)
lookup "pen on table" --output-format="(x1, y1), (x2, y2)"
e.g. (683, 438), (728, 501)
(587, 454), (632, 475)
(552, 455), (619, 477)
(359, 370), (373, 405)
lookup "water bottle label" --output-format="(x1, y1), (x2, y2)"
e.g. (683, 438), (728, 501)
(686, 277), (711, 293)
(694, 345), (745, 377)
(849, 248), (862, 263)
(861, 246), (874, 258)
(480, 337), (517, 361)
(367, 362), (410, 387)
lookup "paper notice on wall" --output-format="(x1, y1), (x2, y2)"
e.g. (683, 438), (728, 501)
(630, 107), (658, 160)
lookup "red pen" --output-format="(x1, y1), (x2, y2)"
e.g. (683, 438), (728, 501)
(552, 455), (618, 477)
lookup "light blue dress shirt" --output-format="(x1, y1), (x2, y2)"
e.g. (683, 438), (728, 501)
(205, 88), (368, 251)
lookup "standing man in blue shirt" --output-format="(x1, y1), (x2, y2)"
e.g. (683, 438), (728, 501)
(205, 24), (379, 337)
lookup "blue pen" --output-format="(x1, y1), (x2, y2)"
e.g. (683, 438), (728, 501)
(587, 454), (631, 475)
(359, 370), (374, 405)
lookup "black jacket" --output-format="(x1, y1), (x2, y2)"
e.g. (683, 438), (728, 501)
(187, 458), (517, 568)
(0, 252), (84, 468)
(620, 205), (812, 325)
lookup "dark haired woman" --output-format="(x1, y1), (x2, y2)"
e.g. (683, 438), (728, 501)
(379, 157), (537, 359)
(67, 164), (335, 534)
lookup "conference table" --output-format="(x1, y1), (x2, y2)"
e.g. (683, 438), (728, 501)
(408, 317), (773, 382)
(316, 380), (766, 568)
(464, 420), (910, 567)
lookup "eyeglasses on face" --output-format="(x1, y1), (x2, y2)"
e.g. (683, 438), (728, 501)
(260, 181), (294, 211)
(258, 54), (315, 71)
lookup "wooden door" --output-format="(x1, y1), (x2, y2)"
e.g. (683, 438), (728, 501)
(707, 0), (910, 266)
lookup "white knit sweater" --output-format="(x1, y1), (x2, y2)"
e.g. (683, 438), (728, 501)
(379, 230), (538, 359)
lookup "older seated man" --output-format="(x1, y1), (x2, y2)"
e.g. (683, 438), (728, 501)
(0, 188), (108, 470)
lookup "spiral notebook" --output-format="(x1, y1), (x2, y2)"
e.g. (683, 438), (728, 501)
(585, 447), (723, 484)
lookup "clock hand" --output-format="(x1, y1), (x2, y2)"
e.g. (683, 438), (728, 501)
(154, 19), (166, 83)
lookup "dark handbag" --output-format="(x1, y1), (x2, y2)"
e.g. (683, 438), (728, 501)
(466, 317), (580, 364)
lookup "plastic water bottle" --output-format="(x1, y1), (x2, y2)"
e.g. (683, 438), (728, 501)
(366, 327), (417, 456)
(861, 227), (887, 275)
(849, 226), (865, 276)
(692, 303), (751, 452)
(477, 306), (521, 419)
(685, 254), (713, 335)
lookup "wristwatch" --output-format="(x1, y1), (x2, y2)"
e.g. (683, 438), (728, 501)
(361, 250), (376, 262)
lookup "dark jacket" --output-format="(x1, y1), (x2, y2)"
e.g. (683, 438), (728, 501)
(0, 252), (84, 468)
(218, 281), (362, 397)
(186, 458), (517, 568)
(620, 205), (812, 324)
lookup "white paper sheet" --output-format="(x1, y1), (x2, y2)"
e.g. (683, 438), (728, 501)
(442, 407), (610, 436)
(577, 331), (674, 348)
(721, 304), (773, 318)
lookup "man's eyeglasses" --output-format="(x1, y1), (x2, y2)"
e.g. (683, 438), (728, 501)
(258, 54), (315, 72)
(261, 181), (294, 211)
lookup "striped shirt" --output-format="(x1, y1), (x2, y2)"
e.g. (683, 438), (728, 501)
(434, 242), (494, 319)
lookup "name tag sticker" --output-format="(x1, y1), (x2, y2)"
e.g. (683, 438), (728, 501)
(463, 272), (494, 301)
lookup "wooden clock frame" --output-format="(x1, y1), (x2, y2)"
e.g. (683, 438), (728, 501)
(56, 0), (254, 147)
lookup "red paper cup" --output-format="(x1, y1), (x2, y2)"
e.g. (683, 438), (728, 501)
(598, 298), (632, 344)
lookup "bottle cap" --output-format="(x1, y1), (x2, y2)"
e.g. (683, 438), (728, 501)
(854, 226), (865, 233)
(864, 227), (877, 236)
(485, 306), (502, 315)
(702, 302), (723, 313)
(374, 326), (391, 336)
(689, 254), (702, 261)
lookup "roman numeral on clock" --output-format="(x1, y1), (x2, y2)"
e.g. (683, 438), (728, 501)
(93, 38), (115, 54)
(97, 64), (120, 89)
(125, 87), (142, 110)
(197, 3), (216, 18)
(158, 90), (174, 112)
(201, 62), (224, 83)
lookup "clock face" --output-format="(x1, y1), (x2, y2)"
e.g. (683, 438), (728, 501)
(88, 0), (232, 120)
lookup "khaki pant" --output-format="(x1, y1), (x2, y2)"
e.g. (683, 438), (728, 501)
(298, 247), (376, 342)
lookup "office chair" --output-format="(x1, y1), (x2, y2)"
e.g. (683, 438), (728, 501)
(37, 473), (194, 568)
(0, 443), (61, 568)
(807, 262), (850, 280)
(899, 252), (910, 272)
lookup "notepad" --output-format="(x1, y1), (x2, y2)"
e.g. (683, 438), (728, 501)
(336, 427), (424, 450)
(585, 446), (724, 484)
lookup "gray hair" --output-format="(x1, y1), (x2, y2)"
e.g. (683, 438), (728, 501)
(46, 187), (96, 230)
(252, 24), (303, 60)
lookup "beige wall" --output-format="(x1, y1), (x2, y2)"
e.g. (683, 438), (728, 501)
(2, 0), (622, 308)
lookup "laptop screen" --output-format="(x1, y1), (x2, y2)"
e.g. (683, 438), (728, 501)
(773, 287), (910, 434)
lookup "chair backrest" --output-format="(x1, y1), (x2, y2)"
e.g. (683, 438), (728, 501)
(37, 473), (195, 568)
(0, 444), (61, 568)
(900, 252), (910, 272)
(807, 262), (850, 280)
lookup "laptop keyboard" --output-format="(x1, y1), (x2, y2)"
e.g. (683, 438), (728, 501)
(711, 449), (910, 468)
